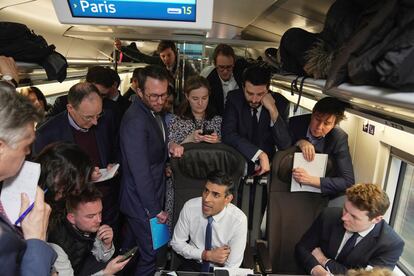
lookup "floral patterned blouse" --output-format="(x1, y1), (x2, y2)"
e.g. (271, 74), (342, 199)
(168, 114), (222, 144)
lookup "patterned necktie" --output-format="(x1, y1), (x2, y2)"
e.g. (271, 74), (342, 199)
(336, 232), (359, 262)
(201, 216), (213, 272)
(251, 108), (259, 146)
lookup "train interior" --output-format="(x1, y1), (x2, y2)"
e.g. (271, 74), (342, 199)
(1, 0), (414, 274)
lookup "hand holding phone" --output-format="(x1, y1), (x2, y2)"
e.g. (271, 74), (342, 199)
(117, 246), (138, 263)
(201, 127), (214, 136)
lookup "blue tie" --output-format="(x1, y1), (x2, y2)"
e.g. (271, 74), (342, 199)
(201, 216), (213, 272)
(336, 232), (359, 262)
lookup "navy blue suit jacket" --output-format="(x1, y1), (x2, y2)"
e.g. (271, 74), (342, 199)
(119, 98), (168, 219)
(222, 89), (291, 171)
(295, 208), (404, 274)
(0, 216), (57, 276)
(288, 114), (355, 195)
(207, 68), (242, 116)
(33, 111), (119, 167)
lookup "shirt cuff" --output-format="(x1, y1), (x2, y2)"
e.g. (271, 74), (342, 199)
(324, 258), (332, 268)
(251, 149), (263, 162)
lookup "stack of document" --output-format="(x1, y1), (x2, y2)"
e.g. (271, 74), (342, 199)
(291, 152), (328, 193)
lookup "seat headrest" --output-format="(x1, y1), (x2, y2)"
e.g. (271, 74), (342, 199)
(272, 146), (335, 192)
(174, 143), (246, 179)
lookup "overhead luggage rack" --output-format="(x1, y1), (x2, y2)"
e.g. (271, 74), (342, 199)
(15, 60), (146, 86)
(270, 74), (414, 135)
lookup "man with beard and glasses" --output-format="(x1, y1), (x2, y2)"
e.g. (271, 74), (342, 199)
(119, 65), (181, 276)
(222, 64), (291, 175)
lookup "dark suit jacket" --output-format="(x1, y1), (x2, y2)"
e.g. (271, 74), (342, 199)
(222, 89), (291, 172)
(115, 92), (131, 117)
(0, 216), (57, 276)
(207, 68), (242, 116)
(123, 87), (135, 101)
(295, 208), (404, 274)
(33, 111), (119, 167)
(119, 98), (168, 219)
(288, 114), (355, 195)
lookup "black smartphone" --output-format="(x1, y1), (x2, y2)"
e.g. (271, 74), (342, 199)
(117, 246), (138, 263)
(201, 128), (214, 135)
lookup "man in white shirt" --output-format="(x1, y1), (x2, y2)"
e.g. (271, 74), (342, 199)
(171, 170), (248, 272)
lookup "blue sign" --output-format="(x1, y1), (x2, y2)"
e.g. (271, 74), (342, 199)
(67, 0), (196, 22)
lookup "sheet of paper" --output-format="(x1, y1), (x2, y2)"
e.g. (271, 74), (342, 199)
(1, 161), (40, 224)
(214, 267), (254, 276)
(150, 217), (170, 250)
(291, 152), (328, 193)
(92, 163), (120, 183)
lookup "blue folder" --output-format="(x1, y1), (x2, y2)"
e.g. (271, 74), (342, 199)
(150, 217), (170, 250)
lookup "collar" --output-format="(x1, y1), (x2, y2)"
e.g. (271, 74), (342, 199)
(111, 91), (120, 101)
(357, 223), (376, 238)
(306, 127), (324, 141)
(67, 113), (89, 132)
(209, 204), (228, 223)
(219, 74), (236, 86)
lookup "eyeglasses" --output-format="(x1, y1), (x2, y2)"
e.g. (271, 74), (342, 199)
(78, 111), (104, 122)
(217, 64), (234, 71)
(145, 92), (169, 101)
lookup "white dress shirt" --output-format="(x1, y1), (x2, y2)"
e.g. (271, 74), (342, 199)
(335, 224), (376, 259)
(220, 75), (239, 105)
(171, 197), (248, 268)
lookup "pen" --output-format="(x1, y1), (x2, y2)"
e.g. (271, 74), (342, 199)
(14, 188), (48, 225)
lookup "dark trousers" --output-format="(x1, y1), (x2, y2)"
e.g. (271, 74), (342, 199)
(123, 216), (156, 276)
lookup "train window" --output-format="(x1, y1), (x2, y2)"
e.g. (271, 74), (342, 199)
(387, 149), (414, 275)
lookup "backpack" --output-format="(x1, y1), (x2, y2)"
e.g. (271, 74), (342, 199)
(0, 22), (67, 82)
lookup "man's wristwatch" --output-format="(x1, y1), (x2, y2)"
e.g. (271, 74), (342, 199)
(1, 74), (18, 87)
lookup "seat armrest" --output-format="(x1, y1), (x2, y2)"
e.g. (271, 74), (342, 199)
(256, 240), (272, 274)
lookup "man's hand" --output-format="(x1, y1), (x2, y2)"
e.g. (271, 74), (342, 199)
(312, 247), (328, 266)
(90, 166), (102, 182)
(169, 142), (184, 158)
(20, 186), (51, 241)
(0, 56), (19, 84)
(97, 224), (114, 250)
(103, 255), (131, 275)
(296, 139), (315, 161)
(257, 152), (270, 175)
(165, 165), (172, 177)
(292, 167), (320, 188)
(205, 245), (231, 265)
(311, 265), (330, 276)
(261, 93), (279, 122)
(156, 210), (168, 224)
(114, 39), (122, 51)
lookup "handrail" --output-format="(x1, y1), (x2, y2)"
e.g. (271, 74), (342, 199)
(271, 74), (414, 134)
(15, 61), (146, 86)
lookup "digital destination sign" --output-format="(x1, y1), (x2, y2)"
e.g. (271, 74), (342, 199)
(67, 0), (196, 22)
(53, 0), (212, 30)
